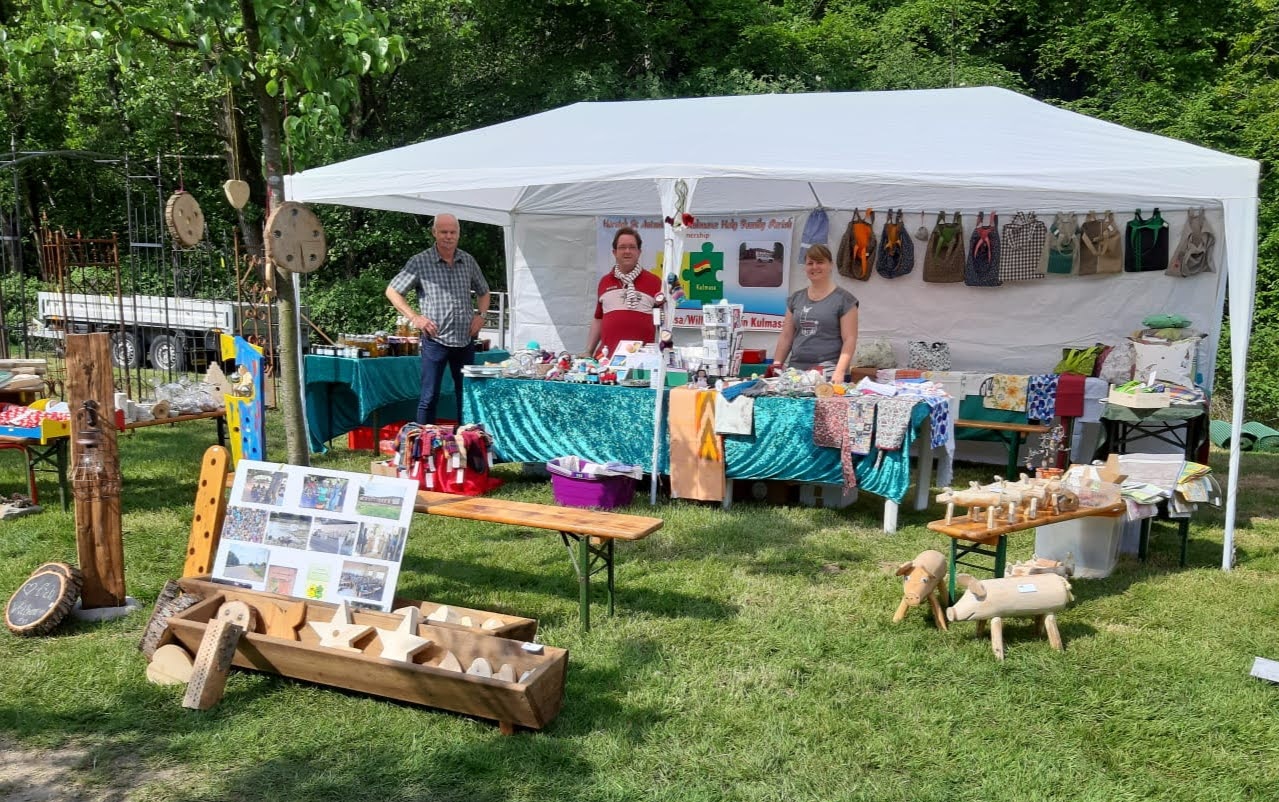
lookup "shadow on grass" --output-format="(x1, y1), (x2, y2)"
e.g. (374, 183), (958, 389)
(398, 555), (738, 628)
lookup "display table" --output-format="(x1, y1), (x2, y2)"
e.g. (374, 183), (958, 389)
(1099, 403), (1208, 462)
(305, 350), (509, 452)
(928, 502), (1126, 603)
(462, 378), (940, 531)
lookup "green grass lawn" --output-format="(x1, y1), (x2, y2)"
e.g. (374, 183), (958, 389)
(2, 413), (1278, 801)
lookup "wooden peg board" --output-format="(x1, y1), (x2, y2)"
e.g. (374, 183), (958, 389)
(265, 201), (327, 273)
(184, 446), (231, 578)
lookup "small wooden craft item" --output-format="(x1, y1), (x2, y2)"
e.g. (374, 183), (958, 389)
(139, 579), (200, 658)
(183, 446), (231, 579)
(183, 600), (255, 710)
(165, 190), (205, 248)
(495, 663), (517, 683)
(264, 201), (327, 274)
(5, 563), (82, 636)
(146, 643), (196, 685)
(437, 650), (463, 672)
(1008, 557), (1071, 578)
(466, 657), (493, 678)
(376, 606), (432, 663)
(222, 179), (250, 210)
(307, 599), (372, 653)
(258, 600), (307, 640)
(893, 550), (948, 631)
(946, 574), (1073, 661)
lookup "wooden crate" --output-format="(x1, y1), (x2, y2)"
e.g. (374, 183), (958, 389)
(163, 584), (567, 731)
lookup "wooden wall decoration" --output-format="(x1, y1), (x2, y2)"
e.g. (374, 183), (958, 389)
(265, 201), (327, 273)
(165, 191), (205, 248)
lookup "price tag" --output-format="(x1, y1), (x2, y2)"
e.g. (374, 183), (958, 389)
(1017, 584), (1039, 593)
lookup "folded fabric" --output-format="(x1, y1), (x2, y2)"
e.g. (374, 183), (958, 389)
(982, 374), (1030, 412)
(1142, 313), (1190, 329)
(1026, 374), (1059, 422)
(813, 397), (850, 448)
(847, 396), (879, 456)
(856, 378), (899, 396)
(1055, 372), (1086, 418)
(874, 397), (917, 451)
(1080, 377), (1109, 423)
(714, 394), (754, 435)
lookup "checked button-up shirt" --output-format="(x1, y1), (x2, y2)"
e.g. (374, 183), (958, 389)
(389, 246), (490, 348)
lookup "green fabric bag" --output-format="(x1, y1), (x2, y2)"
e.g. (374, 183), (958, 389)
(1142, 313), (1190, 329)
(1055, 344), (1105, 376)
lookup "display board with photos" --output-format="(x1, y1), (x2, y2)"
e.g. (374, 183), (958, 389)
(211, 460), (418, 611)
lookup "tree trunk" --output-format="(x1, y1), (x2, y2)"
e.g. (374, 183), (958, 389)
(255, 89), (309, 466)
(243, 0), (307, 466)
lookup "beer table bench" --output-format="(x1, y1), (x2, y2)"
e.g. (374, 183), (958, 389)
(0, 434), (69, 510)
(927, 501), (1125, 604)
(414, 491), (663, 631)
(954, 419), (1051, 480)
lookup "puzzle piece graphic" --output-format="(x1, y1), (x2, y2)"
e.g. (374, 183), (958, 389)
(680, 242), (723, 303)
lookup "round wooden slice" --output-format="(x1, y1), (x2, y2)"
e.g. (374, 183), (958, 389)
(30, 561), (84, 592)
(146, 643), (195, 685)
(264, 201), (327, 273)
(166, 191), (205, 248)
(5, 570), (80, 636)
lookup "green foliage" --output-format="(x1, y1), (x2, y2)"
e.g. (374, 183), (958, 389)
(303, 266), (399, 337)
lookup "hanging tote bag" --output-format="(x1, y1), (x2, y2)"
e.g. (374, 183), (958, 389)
(1046, 212), (1078, 275)
(876, 209), (915, 279)
(999, 211), (1048, 282)
(1124, 208), (1170, 273)
(836, 208), (877, 280)
(964, 211), (1001, 287)
(922, 211), (965, 283)
(1078, 211), (1122, 275)
(1168, 207), (1216, 277)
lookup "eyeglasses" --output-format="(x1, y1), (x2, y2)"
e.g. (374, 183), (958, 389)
(615, 244), (640, 251)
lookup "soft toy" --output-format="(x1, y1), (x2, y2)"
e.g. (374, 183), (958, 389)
(893, 550), (948, 630)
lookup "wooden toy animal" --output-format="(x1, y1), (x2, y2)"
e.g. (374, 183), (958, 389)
(946, 573), (1074, 660)
(893, 550), (949, 630)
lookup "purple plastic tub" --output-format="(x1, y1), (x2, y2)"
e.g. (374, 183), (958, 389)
(550, 472), (636, 510)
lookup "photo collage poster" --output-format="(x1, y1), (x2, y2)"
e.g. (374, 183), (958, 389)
(211, 460), (419, 611)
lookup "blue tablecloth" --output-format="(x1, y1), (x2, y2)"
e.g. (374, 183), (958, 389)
(306, 350), (508, 452)
(463, 378), (927, 493)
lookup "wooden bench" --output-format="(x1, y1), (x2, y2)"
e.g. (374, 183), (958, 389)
(0, 435), (69, 511)
(954, 419), (1050, 480)
(414, 490), (662, 631)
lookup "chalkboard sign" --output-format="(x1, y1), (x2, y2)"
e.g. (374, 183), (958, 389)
(5, 570), (79, 636)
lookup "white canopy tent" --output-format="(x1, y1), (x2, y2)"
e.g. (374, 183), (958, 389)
(285, 87), (1259, 569)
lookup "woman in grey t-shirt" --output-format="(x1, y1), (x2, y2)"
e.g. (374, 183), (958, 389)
(772, 244), (859, 381)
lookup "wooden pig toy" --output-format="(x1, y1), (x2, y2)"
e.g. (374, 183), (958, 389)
(893, 550), (948, 630)
(946, 573), (1074, 660)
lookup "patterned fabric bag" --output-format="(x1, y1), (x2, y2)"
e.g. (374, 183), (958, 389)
(836, 208), (877, 280)
(922, 211), (965, 283)
(1096, 341), (1136, 385)
(1078, 211), (1122, 275)
(876, 209), (915, 279)
(853, 338), (896, 369)
(964, 211), (1001, 287)
(908, 341), (951, 371)
(1046, 213), (1078, 275)
(999, 211), (1048, 282)
(1168, 208), (1215, 277)
(1124, 208), (1170, 273)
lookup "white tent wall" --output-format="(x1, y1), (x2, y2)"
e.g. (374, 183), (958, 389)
(284, 87), (1260, 570)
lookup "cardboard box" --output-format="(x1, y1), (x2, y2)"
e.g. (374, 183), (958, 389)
(1107, 388), (1170, 409)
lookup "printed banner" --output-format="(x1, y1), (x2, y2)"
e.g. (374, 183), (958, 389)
(211, 460), (418, 612)
(598, 215), (795, 331)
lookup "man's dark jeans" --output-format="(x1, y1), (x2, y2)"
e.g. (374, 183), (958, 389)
(417, 338), (474, 424)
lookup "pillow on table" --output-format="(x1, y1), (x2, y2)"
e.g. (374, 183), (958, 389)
(1096, 341), (1136, 386)
(854, 338), (896, 369)
(1131, 338), (1199, 388)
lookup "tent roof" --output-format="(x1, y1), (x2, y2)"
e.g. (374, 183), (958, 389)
(285, 87), (1258, 225)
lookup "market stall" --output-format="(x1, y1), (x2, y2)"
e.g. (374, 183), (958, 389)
(285, 87), (1259, 568)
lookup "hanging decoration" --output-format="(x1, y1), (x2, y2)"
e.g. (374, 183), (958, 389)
(264, 201), (327, 273)
(165, 191), (205, 248)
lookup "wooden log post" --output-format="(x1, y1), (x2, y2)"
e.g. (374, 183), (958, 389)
(66, 333), (125, 609)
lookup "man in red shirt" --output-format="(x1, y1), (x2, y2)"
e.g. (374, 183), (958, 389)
(585, 227), (663, 357)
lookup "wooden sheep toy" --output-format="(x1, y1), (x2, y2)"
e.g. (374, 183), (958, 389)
(946, 573), (1074, 660)
(893, 550), (948, 630)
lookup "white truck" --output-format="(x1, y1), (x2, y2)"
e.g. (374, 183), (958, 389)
(33, 291), (278, 370)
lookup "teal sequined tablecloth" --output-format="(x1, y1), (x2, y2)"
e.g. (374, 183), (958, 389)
(305, 351), (508, 452)
(463, 378), (931, 500)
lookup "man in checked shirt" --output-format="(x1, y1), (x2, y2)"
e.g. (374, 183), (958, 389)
(386, 214), (491, 424)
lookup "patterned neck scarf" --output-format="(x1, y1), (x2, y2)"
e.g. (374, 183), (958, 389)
(613, 263), (642, 309)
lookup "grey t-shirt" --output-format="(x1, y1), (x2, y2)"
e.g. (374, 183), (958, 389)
(786, 287), (859, 370)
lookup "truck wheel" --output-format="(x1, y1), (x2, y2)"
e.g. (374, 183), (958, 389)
(110, 332), (142, 369)
(149, 334), (186, 371)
